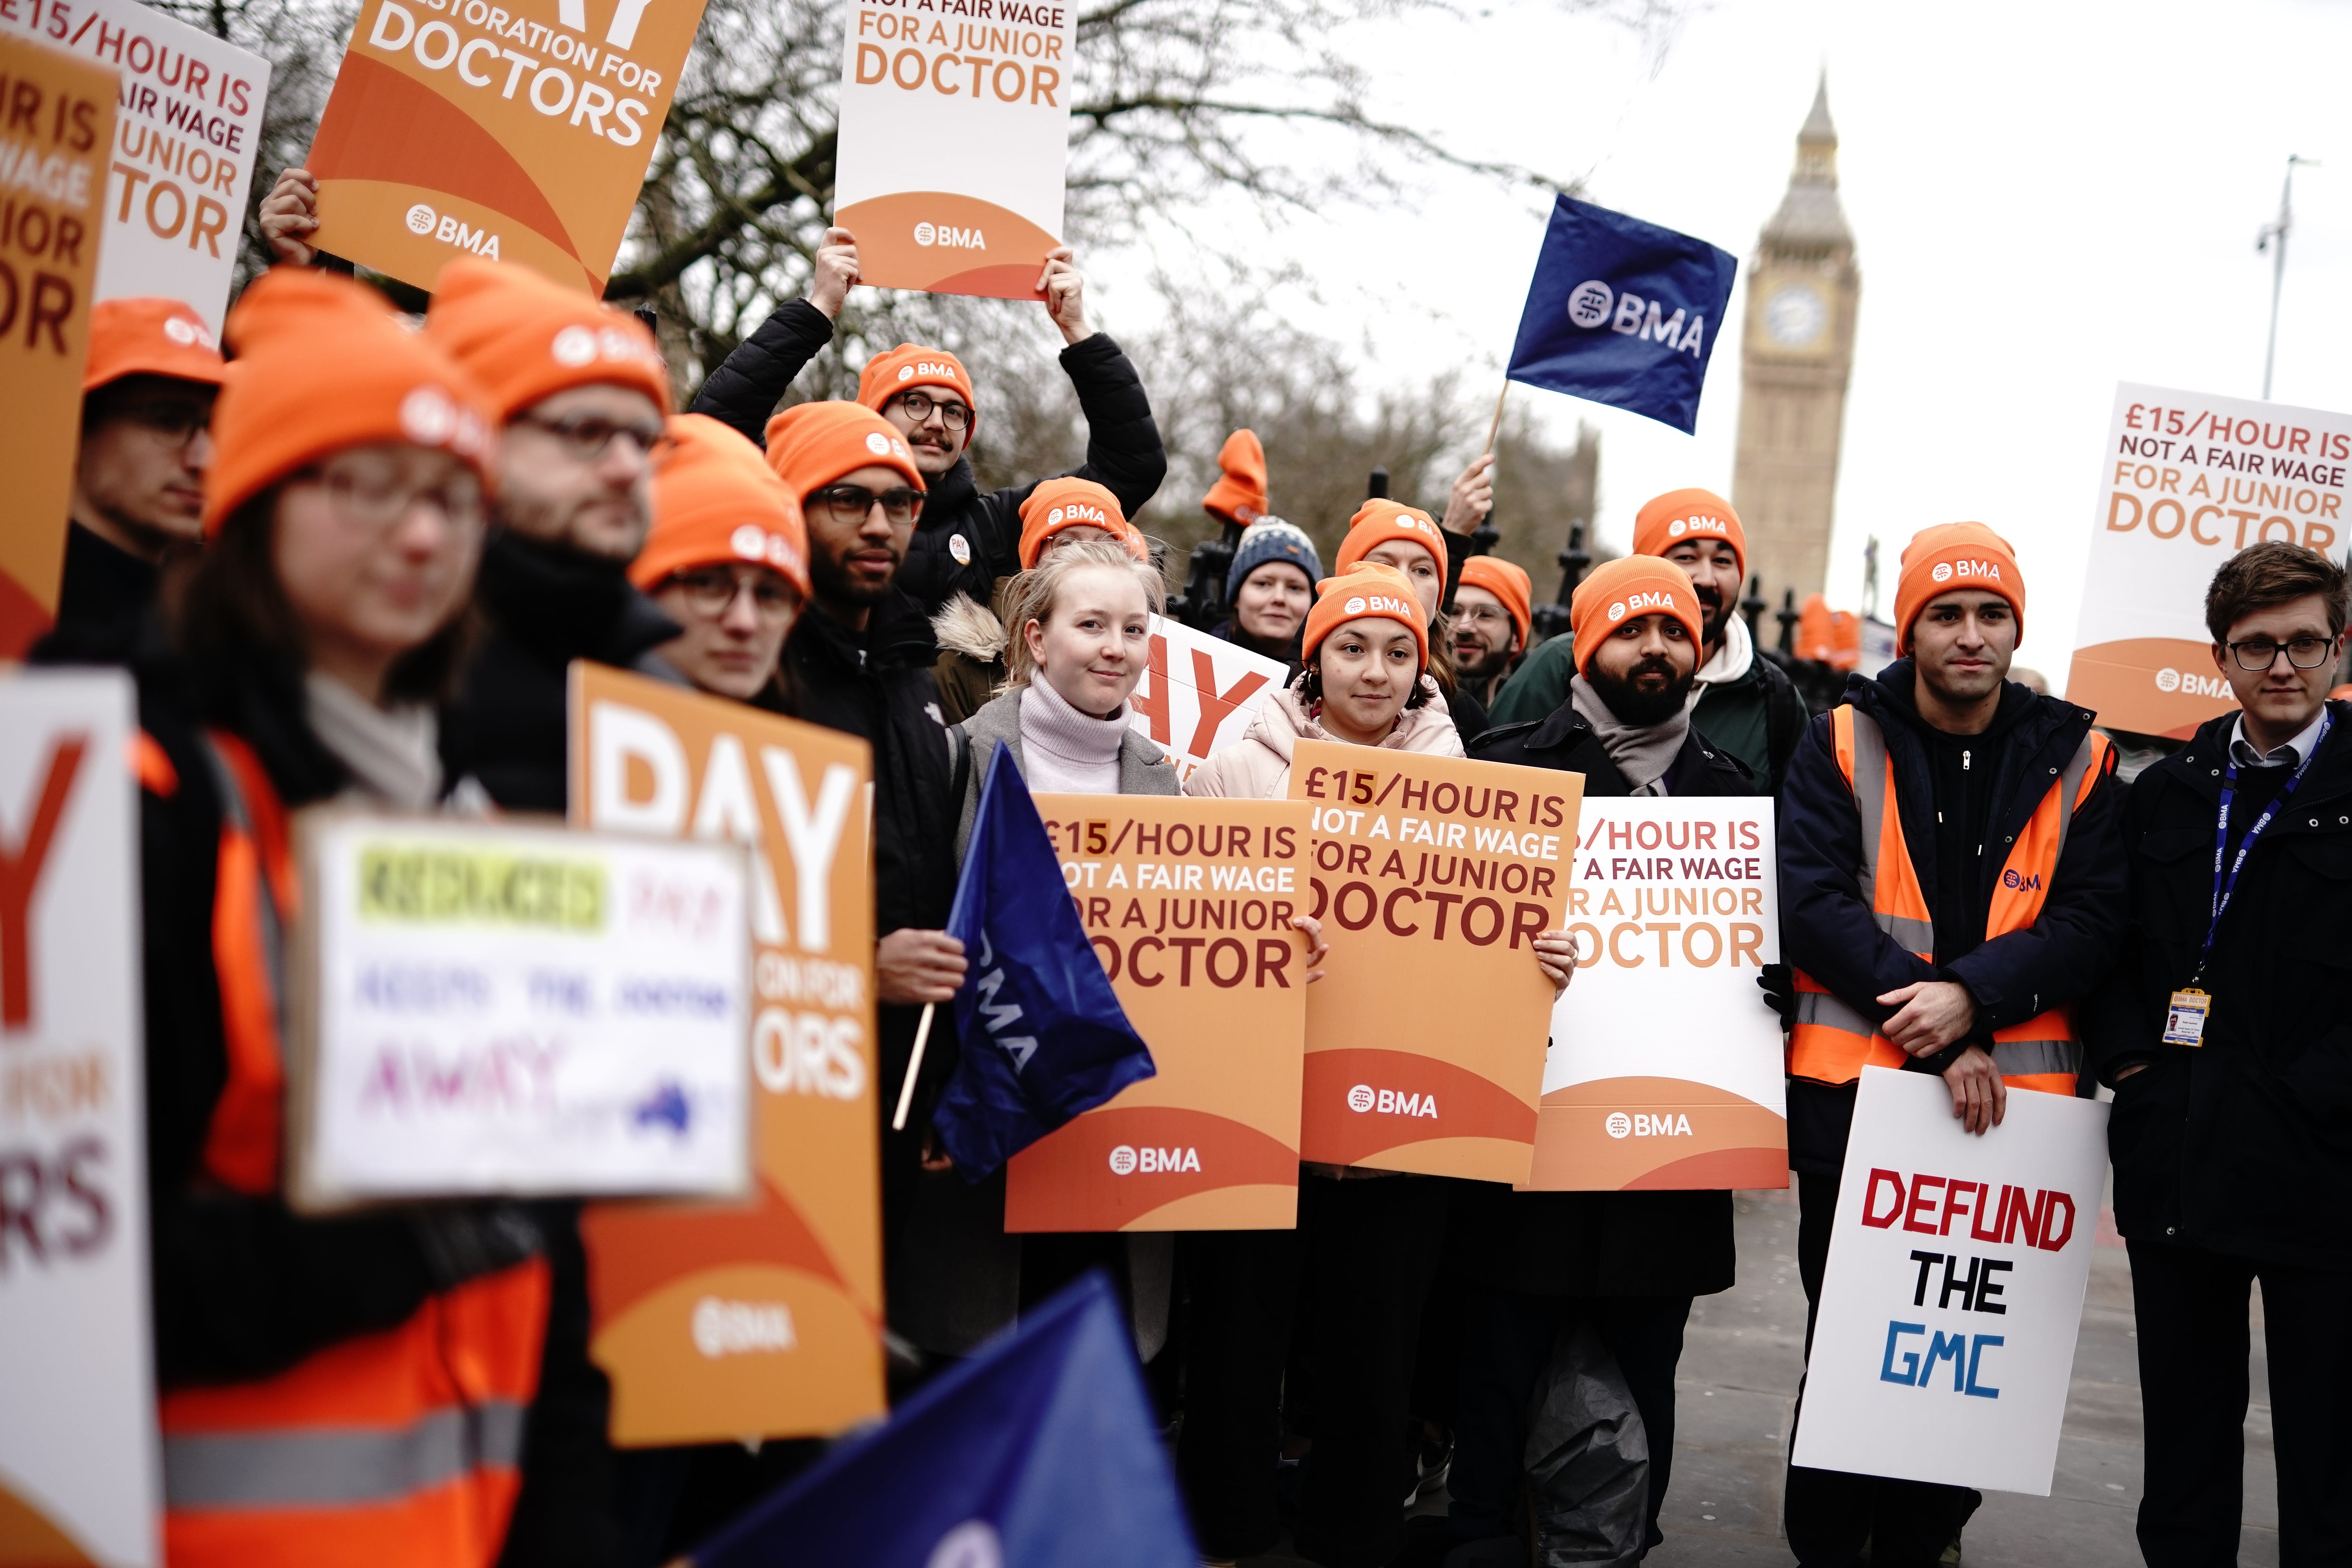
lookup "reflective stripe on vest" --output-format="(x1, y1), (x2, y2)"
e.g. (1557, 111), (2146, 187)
(163, 738), (549, 1568)
(1789, 708), (2105, 1095)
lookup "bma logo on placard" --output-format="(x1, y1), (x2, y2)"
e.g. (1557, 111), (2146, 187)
(1605, 1111), (1692, 1139)
(914, 221), (986, 249)
(1564, 279), (1706, 356)
(1107, 1143), (1201, 1175)
(404, 203), (502, 260)
(2155, 667), (2234, 699)
(1348, 1083), (1439, 1119)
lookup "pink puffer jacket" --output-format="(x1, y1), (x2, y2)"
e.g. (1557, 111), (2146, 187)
(1185, 677), (1465, 800)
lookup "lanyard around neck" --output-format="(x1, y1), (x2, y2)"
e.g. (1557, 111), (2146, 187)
(2199, 711), (2332, 979)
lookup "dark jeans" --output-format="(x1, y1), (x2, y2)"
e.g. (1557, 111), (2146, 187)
(1785, 1168), (1980, 1568)
(1449, 1287), (1693, 1555)
(2128, 1240), (2352, 1568)
(1176, 1176), (1447, 1567)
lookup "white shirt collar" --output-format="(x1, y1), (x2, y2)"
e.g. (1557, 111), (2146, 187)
(2228, 706), (2330, 769)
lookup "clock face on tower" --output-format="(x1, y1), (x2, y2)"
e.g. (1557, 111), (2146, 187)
(1764, 283), (1828, 350)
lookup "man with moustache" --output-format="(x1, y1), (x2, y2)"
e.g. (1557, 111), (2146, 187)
(1450, 555), (1532, 710)
(1451, 556), (1758, 1562)
(1777, 524), (2125, 1567)
(688, 228), (1166, 619)
(425, 258), (686, 813)
(1490, 489), (1806, 791)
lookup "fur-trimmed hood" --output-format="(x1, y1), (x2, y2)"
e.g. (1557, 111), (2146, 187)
(931, 590), (1009, 664)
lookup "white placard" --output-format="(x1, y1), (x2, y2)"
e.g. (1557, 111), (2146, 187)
(832, 0), (1076, 296)
(1129, 616), (1287, 785)
(1528, 797), (1785, 1190)
(2064, 382), (2352, 738)
(290, 812), (753, 1210)
(0, 0), (272, 330)
(1792, 1066), (2110, 1496)
(0, 671), (160, 1566)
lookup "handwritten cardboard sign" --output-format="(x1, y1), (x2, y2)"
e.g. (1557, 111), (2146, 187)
(1529, 798), (1786, 1191)
(1127, 617), (1287, 788)
(0, 27), (114, 658)
(2065, 382), (2352, 737)
(285, 809), (753, 1210)
(305, 0), (708, 293)
(1005, 796), (1310, 1232)
(0, 671), (160, 1567)
(1286, 741), (1580, 1183)
(1791, 1067), (2109, 1496)
(832, 0), (1076, 298)
(568, 664), (886, 1445)
(0, 0), (270, 328)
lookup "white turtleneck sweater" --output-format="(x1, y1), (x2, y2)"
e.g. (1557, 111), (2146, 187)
(1018, 677), (1128, 795)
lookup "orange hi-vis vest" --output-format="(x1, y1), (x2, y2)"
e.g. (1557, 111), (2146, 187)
(1789, 706), (2108, 1097)
(160, 731), (550, 1568)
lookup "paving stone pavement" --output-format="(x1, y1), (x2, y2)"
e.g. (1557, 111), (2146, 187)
(1242, 1185), (2282, 1568)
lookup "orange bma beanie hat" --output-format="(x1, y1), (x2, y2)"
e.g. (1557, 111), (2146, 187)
(1017, 477), (1147, 568)
(204, 268), (497, 532)
(857, 343), (977, 427)
(83, 298), (225, 392)
(763, 401), (926, 499)
(1632, 487), (1745, 581)
(1455, 556), (1532, 646)
(1895, 522), (2025, 650)
(1568, 555), (1703, 675)
(1334, 499), (1448, 577)
(1302, 561), (1429, 666)
(1202, 429), (1268, 525)
(423, 257), (671, 421)
(632, 415), (810, 597)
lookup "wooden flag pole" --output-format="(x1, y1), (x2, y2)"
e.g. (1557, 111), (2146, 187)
(1483, 379), (1510, 456)
(889, 1002), (936, 1132)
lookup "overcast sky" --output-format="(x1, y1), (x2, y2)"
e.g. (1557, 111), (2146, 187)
(1095, 0), (2352, 688)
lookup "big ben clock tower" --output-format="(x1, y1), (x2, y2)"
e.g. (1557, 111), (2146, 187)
(1731, 75), (1860, 609)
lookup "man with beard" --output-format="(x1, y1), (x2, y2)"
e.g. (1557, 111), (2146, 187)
(760, 402), (969, 1280)
(1778, 524), (2124, 1566)
(687, 228), (1165, 620)
(1450, 556), (1756, 1561)
(1450, 555), (1531, 709)
(426, 258), (685, 813)
(1490, 489), (1806, 791)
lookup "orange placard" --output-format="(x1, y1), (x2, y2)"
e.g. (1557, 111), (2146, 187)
(0, 32), (114, 657)
(1287, 742), (1581, 1184)
(305, 0), (708, 295)
(1005, 796), (1310, 1232)
(567, 664), (884, 1444)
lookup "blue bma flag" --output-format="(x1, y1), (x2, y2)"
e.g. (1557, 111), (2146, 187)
(1506, 194), (1738, 435)
(688, 1273), (1198, 1568)
(930, 747), (1153, 1179)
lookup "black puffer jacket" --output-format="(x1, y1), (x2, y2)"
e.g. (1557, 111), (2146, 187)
(2084, 703), (2352, 1271)
(780, 595), (966, 1225)
(688, 305), (1168, 615)
(438, 532), (682, 813)
(1450, 704), (1755, 1298)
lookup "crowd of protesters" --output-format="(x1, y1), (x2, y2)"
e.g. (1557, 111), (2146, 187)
(24, 176), (2352, 1568)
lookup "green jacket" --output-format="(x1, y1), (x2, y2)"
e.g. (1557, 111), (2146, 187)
(1488, 627), (1808, 793)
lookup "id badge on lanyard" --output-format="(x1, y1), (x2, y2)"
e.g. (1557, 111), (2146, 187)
(2176, 711), (2334, 1045)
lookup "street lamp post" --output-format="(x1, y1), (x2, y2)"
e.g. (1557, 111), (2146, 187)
(2258, 155), (2318, 402)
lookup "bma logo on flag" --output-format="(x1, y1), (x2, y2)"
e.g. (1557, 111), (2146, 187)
(1563, 279), (1706, 356)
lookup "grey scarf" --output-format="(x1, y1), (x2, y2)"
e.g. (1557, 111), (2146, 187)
(306, 671), (443, 810)
(1570, 673), (1688, 797)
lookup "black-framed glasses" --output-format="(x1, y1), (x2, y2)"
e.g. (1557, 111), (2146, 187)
(810, 483), (923, 526)
(892, 390), (969, 430)
(288, 453), (486, 533)
(117, 395), (214, 446)
(511, 411), (671, 463)
(2229, 635), (2338, 671)
(667, 564), (799, 623)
